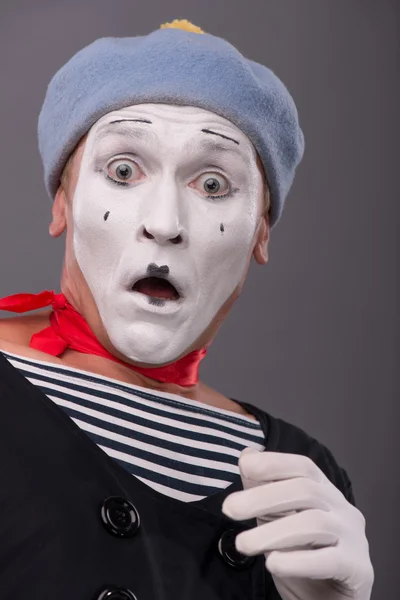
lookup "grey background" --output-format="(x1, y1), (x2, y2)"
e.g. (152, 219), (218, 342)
(0, 0), (398, 596)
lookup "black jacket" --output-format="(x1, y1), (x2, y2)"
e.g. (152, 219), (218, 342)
(0, 352), (355, 600)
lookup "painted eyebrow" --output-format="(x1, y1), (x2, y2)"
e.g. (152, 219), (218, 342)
(107, 120), (239, 146)
(201, 128), (240, 145)
(95, 120), (240, 145)
(93, 120), (155, 144)
(184, 138), (250, 166)
(93, 120), (248, 163)
(109, 118), (152, 125)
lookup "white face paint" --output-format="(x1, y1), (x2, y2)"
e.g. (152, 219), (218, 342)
(72, 104), (264, 365)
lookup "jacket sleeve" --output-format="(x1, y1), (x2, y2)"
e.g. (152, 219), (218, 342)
(273, 416), (357, 507)
(308, 439), (357, 506)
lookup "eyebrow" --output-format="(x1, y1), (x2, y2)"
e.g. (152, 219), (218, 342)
(93, 121), (155, 144)
(97, 119), (240, 144)
(109, 118), (152, 125)
(201, 128), (240, 145)
(185, 138), (249, 166)
(93, 120), (248, 164)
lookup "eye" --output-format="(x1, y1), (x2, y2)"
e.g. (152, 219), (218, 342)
(106, 158), (142, 185)
(192, 172), (230, 198)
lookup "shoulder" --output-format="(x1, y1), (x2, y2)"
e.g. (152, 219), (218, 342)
(258, 407), (356, 506)
(0, 311), (51, 346)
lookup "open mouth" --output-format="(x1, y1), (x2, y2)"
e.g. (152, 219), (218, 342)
(131, 276), (180, 301)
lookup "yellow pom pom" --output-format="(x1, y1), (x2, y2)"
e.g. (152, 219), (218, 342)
(160, 19), (205, 34)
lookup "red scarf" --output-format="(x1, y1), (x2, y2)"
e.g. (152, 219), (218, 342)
(0, 291), (207, 386)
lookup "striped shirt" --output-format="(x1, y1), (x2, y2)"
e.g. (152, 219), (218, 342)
(2, 351), (265, 502)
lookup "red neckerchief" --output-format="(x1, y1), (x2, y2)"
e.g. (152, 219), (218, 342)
(0, 291), (207, 387)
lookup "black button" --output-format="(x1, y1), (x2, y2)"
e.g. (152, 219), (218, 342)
(218, 529), (256, 569)
(100, 497), (140, 538)
(96, 586), (137, 600)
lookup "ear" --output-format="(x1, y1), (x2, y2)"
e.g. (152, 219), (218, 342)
(253, 213), (270, 265)
(49, 186), (67, 238)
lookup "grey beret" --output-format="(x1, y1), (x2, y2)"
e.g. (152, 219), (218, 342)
(38, 20), (304, 227)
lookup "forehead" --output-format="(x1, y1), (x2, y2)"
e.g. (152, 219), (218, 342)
(89, 103), (256, 153)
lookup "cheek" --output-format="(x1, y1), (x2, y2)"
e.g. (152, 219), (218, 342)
(72, 183), (131, 288)
(204, 192), (260, 285)
(194, 210), (257, 297)
(199, 200), (258, 256)
(63, 207), (78, 265)
(74, 176), (121, 241)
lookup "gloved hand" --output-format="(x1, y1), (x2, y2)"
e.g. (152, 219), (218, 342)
(222, 447), (374, 600)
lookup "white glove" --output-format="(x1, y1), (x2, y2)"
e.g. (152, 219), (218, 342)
(222, 447), (374, 600)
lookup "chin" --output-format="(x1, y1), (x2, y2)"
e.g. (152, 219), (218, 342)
(104, 317), (194, 367)
(96, 288), (215, 366)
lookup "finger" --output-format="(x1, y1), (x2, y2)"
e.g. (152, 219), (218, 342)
(222, 477), (331, 521)
(266, 546), (341, 580)
(239, 450), (324, 485)
(235, 508), (339, 556)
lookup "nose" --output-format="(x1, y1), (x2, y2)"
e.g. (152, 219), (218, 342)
(139, 183), (186, 246)
(142, 227), (183, 245)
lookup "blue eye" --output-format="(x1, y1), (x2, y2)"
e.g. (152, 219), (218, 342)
(204, 178), (221, 194)
(107, 158), (141, 185)
(193, 172), (230, 198)
(116, 164), (132, 180)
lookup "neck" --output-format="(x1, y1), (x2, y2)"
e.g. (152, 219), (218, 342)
(59, 347), (201, 400)
(59, 349), (245, 415)
(125, 370), (201, 400)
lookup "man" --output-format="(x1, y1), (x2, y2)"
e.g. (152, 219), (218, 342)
(0, 19), (373, 600)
